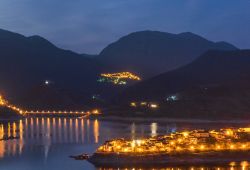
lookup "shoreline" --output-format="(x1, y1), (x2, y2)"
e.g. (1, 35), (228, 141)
(88, 151), (250, 168)
(96, 115), (250, 124)
(1, 115), (250, 124)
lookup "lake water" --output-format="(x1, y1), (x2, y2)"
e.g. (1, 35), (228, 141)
(0, 117), (249, 170)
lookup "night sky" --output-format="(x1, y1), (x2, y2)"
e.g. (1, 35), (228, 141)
(0, 0), (249, 54)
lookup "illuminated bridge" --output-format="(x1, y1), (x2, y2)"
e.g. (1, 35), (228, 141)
(7, 105), (100, 116)
(1, 95), (101, 117)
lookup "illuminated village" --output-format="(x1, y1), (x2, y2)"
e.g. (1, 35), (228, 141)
(98, 72), (141, 85)
(96, 127), (250, 154)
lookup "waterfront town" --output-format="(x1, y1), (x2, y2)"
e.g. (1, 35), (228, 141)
(97, 127), (250, 154)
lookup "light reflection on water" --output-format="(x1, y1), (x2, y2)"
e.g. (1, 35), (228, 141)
(97, 166), (249, 170)
(0, 117), (100, 159)
(0, 118), (249, 170)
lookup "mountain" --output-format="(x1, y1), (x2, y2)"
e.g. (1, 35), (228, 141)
(98, 31), (237, 78)
(121, 50), (250, 101)
(0, 29), (102, 108)
(81, 53), (98, 58)
(0, 28), (241, 110)
(109, 50), (250, 119)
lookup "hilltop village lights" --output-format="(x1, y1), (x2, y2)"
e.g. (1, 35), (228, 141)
(96, 128), (250, 154)
(98, 72), (141, 85)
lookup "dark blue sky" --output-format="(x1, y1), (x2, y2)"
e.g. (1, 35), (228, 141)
(0, 0), (249, 54)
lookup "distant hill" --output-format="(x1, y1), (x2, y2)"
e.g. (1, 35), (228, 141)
(98, 31), (237, 78)
(121, 50), (250, 101)
(109, 50), (250, 119)
(0, 28), (242, 110)
(0, 29), (102, 108)
(81, 53), (98, 58)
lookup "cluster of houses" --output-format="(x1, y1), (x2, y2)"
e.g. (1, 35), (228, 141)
(97, 127), (250, 154)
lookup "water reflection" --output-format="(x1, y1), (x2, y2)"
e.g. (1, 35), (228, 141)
(1, 118), (249, 170)
(151, 122), (158, 137)
(0, 118), (101, 159)
(94, 119), (99, 143)
(97, 163), (250, 170)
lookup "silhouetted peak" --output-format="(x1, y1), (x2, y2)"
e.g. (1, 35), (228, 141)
(28, 35), (56, 48)
(215, 41), (238, 50)
(120, 30), (176, 40)
(126, 31), (207, 40)
(121, 49), (250, 102)
(178, 32), (210, 41)
(178, 32), (198, 37)
(0, 28), (20, 35)
(196, 49), (250, 62)
(99, 30), (237, 78)
(0, 28), (26, 39)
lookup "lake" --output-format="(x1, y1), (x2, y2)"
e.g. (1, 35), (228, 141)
(0, 117), (248, 170)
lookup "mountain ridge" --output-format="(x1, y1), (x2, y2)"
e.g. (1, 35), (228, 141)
(0, 28), (242, 109)
(0, 28), (102, 108)
(97, 30), (237, 78)
(119, 49), (250, 101)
